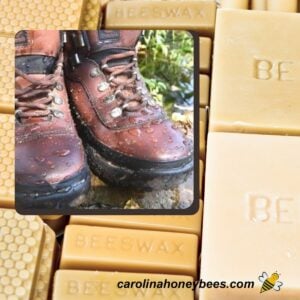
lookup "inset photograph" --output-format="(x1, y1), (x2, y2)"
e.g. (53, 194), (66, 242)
(15, 30), (197, 214)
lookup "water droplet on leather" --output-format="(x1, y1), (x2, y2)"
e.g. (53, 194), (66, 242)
(30, 125), (40, 132)
(34, 156), (45, 163)
(128, 128), (141, 137)
(146, 128), (154, 133)
(55, 149), (71, 157)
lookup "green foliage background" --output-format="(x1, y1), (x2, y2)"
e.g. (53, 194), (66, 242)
(138, 30), (194, 115)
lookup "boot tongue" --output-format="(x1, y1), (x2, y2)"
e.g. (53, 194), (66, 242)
(15, 30), (60, 75)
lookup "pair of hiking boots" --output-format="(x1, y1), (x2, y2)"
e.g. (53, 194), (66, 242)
(15, 30), (193, 207)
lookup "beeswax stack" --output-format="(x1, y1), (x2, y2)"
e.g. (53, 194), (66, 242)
(53, 270), (194, 300)
(105, 0), (216, 35)
(0, 209), (57, 300)
(0, 114), (14, 209)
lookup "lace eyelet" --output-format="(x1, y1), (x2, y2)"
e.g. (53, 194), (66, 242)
(90, 68), (101, 78)
(55, 82), (64, 91)
(104, 95), (116, 104)
(52, 110), (64, 118)
(110, 107), (122, 118)
(97, 82), (110, 92)
(53, 96), (63, 105)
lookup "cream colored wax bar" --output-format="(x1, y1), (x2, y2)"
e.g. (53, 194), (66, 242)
(210, 9), (300, 135)
(200, 74), (210, 107)
(0, 114), (15, 209)
(200, 108), (207, 159)
(201, 132), (300, 299)
(251, 0), (267, 10)
(60, 225), (198, 277)
(105, 0), (216, 35)
(219, 0), (249, 9)
(200, 160), (204, 196)
(200, 37), (212, 74)
(70, 202), (203, 236)
(53, 270), (194, 300)
(267, 0), (298, 12)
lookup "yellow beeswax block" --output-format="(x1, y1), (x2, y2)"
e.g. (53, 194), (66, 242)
(210, 9), (300, 135)
(0, 209), (57, 300)
(0, 35), (14, 110)
(70, 205), (203, 236)
(80, 0), (102, 30)
(219, 0), (249, 9)
(201, 132), (300, 299)
(60, 225), (198, 277)
(53, 270), (194, 300)
(32, 225), (57, 300)
(251, 0), (267, 10)
(0, 0), (85, 34)
(267, 0), (298, 12)
(200, 74), (210, 107)
(105, 0), (216, 35)
(200, 160), (204, 196)
(41, 215), (68, 234)
(0, 209), (44, 299)
(200, 37), (212, 74)
(200, 108), (207, 159)
(0, 114), (14, 209)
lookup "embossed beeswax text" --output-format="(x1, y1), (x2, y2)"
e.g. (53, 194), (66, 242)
(113, 7), (204, 19)
(75, 234), (184, 254)
(246, 193), (296, 223)
(67, 280), (181, 298)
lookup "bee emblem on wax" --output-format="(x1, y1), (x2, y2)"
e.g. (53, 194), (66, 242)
(258, 272), (283, 293)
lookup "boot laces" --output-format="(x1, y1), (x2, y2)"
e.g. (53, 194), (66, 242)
(101, 50), (147, 112)
(15, 53), (63, 121)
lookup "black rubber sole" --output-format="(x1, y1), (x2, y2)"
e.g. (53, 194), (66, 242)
(16, 167), (90, 211)
(86, 144), (193, 191)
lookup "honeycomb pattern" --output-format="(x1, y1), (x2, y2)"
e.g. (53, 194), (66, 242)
(0, 0), (85, 34)
(0, 36), (14, 108)
(0, 209), (44, 300)
(80, 0), (102, 30)
(0, 114), (15, 208)
(32, 225), (56, 300)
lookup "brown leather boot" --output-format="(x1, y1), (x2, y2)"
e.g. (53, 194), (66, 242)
(64, 30), (193, 190)
(15, 30), (90, 210)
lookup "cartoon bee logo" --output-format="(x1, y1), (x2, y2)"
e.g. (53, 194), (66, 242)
(259, 272), (283, 293)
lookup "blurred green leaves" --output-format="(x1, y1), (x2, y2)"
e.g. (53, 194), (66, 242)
(138, 30), (194, 115)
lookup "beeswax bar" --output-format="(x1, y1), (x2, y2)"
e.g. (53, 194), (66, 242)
(0, 114), (14, 209)
(0, 209), (57, 300)
(105, 0), (216, 35)
(200, 75), (210, 107)
(0, 0), (84, 34)
(200, 108), (207, 159)
(201, 132), (300, 299)
(200, 37), (212, 74)
(210, 9), (300, 135)
(0, 36), (14, 109)
(267, 0), (298, 12)
(60, 225), (198, 277)
(70, 203), (203, 236)
(219, 0), (249, 9)
(53, 270), (194, 300)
